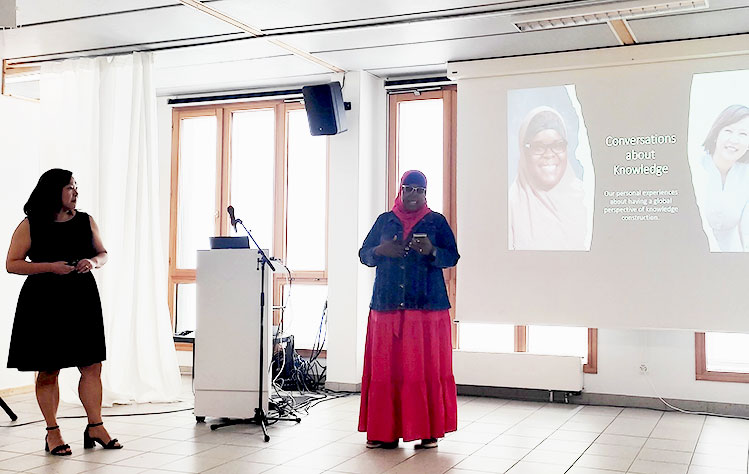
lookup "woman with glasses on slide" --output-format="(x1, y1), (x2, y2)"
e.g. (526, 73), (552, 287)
(358, 170), (459, 450)
(509, 106), (588, 250)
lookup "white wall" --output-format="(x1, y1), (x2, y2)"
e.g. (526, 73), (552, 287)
(585, 329), (749, 404)
(326, 71), (387, 386)
(356, 72), (387, 376)
(0, 95), (40, 390)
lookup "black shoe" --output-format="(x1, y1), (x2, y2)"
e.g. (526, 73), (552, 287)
(366, 439), (399, 449)
(417, 438), (438, 449)
(44, 426), (72, 456)
(84, 422), (123, 449)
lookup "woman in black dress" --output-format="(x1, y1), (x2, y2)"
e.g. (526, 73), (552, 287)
(6, 169), (121, 455)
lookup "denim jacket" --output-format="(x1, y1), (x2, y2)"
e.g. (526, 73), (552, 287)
(359, 211), (459, 311)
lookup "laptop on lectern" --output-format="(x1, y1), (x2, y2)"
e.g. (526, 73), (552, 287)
(209, 236), (250, 249)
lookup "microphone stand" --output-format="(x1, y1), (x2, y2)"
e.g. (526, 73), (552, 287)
(0, 397), (18, 421)
(210, 216), (300, 440)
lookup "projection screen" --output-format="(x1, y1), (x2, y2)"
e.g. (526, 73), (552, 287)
(453, 36), (749, 331)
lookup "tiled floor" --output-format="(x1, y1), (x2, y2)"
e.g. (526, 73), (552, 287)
(1, 380), (748, 473)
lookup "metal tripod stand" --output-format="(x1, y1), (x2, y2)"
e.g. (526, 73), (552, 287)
(209, 210), (300, 440)
(0, 397), (18, 421)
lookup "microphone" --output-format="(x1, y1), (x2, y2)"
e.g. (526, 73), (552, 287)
(227, 205), (237, 232)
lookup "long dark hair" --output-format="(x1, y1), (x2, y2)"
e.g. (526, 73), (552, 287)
(23, 168), (73, 222)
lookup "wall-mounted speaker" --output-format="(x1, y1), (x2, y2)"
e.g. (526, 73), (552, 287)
(301, 82), (348, 136)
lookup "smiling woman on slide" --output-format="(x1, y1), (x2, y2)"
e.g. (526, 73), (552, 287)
(509, 106), (588, 250)
(696, 104), (749, 252)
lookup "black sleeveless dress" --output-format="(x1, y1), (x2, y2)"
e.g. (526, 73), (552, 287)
(7, 211), (106, 372)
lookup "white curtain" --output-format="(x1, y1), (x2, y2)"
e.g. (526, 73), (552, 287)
(39, 53), (181, 405)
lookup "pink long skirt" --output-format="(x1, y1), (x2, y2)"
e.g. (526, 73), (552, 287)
(358, 309), (458, 442)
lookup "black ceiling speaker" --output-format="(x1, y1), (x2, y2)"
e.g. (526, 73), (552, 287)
(302, 82), (348, 136)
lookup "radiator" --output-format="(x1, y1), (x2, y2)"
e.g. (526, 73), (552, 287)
(453, 351), (584, 392)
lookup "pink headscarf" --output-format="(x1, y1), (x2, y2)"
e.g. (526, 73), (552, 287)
(392, 170), (432, 239)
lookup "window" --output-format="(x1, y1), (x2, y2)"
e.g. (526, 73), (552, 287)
(528, 326), (590, 364)
(229, 108), (276, 250)
(388, 86), (457, 344)
(169, 101), (328, 349)
(458, 323), (515, 353)
(458, 323), (597, 373)
(175, 113), (219, 270)
(174, 283), (196, 335)
(695, 332), (749, 382)
(285, 109), (327, 273)
(281, 283), (328, 350)
(395, 98), (445, 212)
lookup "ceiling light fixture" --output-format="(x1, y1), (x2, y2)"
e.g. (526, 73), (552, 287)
(178, 0), (344, 73)
(513, 0), (708, 32)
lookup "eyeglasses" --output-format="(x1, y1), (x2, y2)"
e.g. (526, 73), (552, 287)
(525, 140), (567, 156)
(401, 185), (426, 195)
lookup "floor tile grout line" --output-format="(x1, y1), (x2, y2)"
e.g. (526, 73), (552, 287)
(623, 410), (663, 473)
(442, 400), (548, 472)
(468, 400), (591, 473)
(439, 398), (551, 474)
(684, 414), (707, 473)
(488, 399), (560, 473)
(561, 406), (624, 474)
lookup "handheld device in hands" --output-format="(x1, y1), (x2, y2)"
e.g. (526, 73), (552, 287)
(409, 233), (434, 257)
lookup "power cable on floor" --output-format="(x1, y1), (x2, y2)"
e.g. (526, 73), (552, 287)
(0, 406), (195, 428)
(644, 373), (749, 420)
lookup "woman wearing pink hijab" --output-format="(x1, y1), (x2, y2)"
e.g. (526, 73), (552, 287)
(509, 106), (588, 250)
(358, 170), (460, 449)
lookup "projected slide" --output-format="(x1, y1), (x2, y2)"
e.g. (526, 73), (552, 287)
(456, 46), (749, 331)
(688, 70), (749, 252)
(507, 85), (593, 250)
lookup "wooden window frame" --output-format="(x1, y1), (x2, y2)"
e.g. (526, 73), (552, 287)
(1, 60), (40, 101)
(695, 332), (749, 383)
(513, 326), (597, 374)
(168, 105), (223, 326)
(514, 326), (527, 352)
(169, 101), (329, 350)
(388, 86), (458, 346)
(584, 328), (598, 374)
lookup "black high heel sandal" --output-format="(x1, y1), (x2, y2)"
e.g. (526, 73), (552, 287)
(44, 425), (72, 456)
(83, 422), (122, 449)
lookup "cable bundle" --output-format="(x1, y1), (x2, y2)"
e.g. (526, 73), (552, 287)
(268, 299), (347, 418)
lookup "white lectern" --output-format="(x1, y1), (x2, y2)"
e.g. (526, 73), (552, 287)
(194, 248), (272, 420)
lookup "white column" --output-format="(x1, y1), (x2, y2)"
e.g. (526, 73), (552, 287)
(326, 71), (386, 389)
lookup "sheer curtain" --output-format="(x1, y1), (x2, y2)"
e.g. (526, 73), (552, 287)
(39, 53), (181, 405)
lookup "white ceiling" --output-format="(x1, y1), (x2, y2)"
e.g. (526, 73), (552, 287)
(3, 0), (749, 95)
